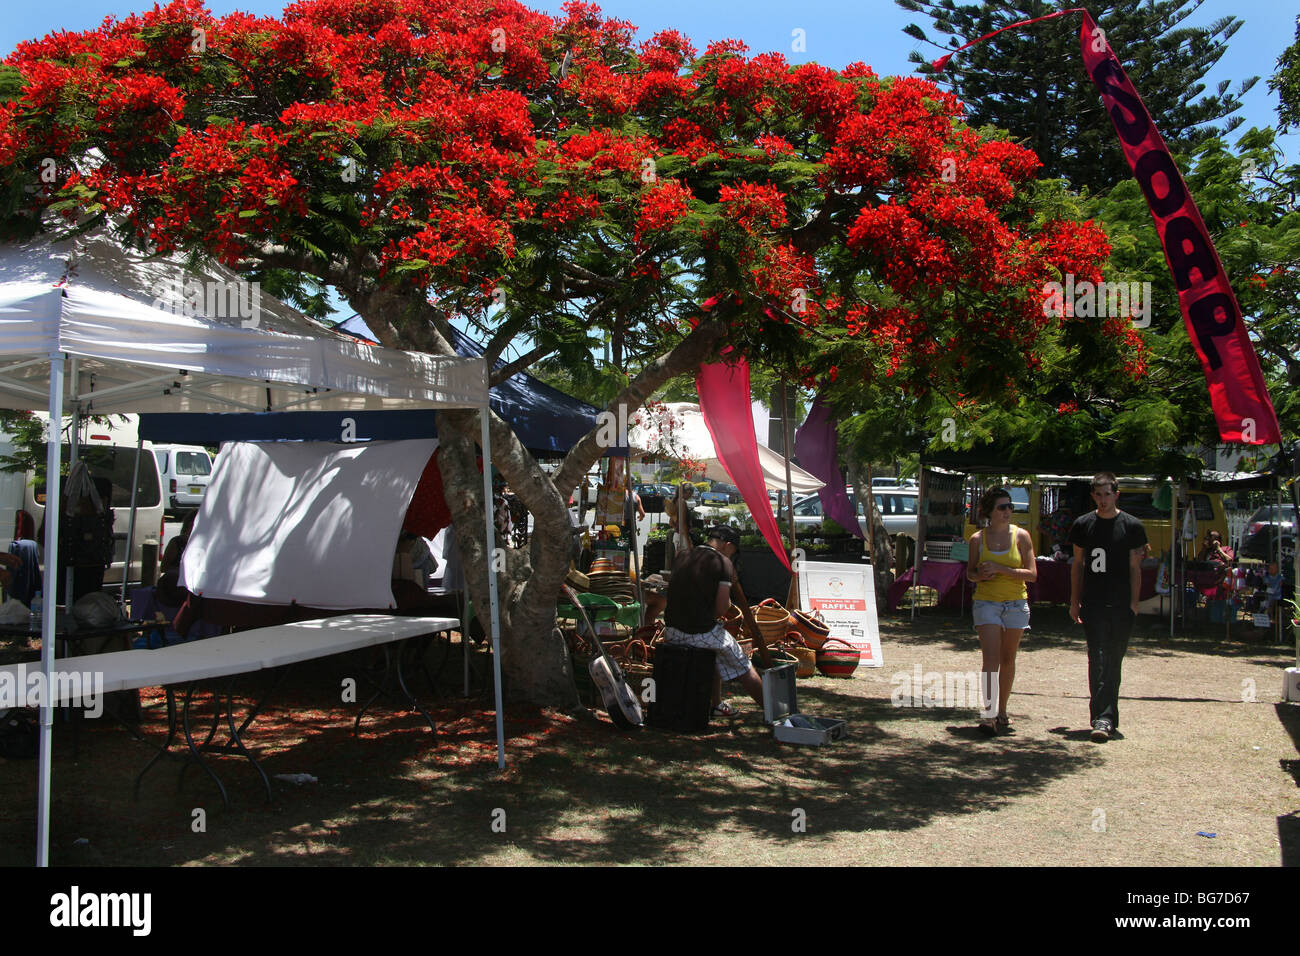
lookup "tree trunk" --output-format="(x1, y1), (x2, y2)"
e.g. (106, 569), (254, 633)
(348, 287), (734, 708)
(849, 459), (894, 612)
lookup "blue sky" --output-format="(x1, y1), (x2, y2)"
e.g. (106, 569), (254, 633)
(3, 0), (1294, 159)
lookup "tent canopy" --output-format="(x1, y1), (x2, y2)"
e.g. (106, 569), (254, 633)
(2, 223), (508, 864)
(628, 401), (823, 494)
(136, 323), (605, 454)
(0, 227), (488, 414)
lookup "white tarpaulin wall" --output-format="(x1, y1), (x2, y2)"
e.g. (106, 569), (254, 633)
(628, 401), (824, 494)
(182, 439), (438, 610)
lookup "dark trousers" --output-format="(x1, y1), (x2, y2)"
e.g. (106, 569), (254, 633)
(1080, 604), (1134, 730)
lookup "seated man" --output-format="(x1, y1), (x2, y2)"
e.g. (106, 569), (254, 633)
(7, 510), (42, 607)
(661, 526), (764, 717)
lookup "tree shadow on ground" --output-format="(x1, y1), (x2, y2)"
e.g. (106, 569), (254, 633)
(0, 645), (1108, 866)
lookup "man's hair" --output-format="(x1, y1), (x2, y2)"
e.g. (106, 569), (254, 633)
(1091, 471), (1118, 493)
(707, 525), (740, 548)
(977, 486), (1013, 522)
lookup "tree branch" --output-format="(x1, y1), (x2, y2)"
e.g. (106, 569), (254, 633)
(490, 343), (554, 385)
(553, 310), (732, 497)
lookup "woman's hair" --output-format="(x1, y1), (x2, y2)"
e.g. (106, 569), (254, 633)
(977, 486), (1013, 523)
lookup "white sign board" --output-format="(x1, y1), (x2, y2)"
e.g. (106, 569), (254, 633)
(798, 561), (883, 669)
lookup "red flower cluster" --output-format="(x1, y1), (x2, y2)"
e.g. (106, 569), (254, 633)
(718, 181), (787, 233)
(634, 180), (693, 245)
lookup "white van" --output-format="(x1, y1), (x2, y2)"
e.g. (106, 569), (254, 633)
(152, 444), (214, 512)
(0, 415), (165, 589)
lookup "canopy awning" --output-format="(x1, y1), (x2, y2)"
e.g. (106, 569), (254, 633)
(0, 227), (488, 413)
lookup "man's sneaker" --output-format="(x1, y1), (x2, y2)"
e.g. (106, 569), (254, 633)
(1090, 719), (1113, 742)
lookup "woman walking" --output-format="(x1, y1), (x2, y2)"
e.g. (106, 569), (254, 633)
(966, 487), (1037, 736)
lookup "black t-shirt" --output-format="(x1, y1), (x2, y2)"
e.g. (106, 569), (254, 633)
(1068, 510), (1148, 607)
(664, 545), (731, 633)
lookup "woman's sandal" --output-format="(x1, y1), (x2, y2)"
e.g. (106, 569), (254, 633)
(996, 714), (1013, 735)
(712, 701), (738, 718)
(977, 717), (997, 737)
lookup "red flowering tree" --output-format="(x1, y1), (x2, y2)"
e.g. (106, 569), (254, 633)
(0, 0), (1126, 706)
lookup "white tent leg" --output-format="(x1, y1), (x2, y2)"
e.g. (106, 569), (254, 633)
(64, 359), (80, 611)
(37, 353), (64, 868)
(481, 408), (505, 769)
(120, 436), (143, 607)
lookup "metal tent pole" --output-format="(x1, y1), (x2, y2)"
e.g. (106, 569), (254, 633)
(36, 353), (65, 868)
(625, 453), (644, 625)
(1170, 490), (1178, 638)
(120, 436), (143, 608)
(1278, 485), (1284, 645)
(781, 383), (797, 608)
(480, 407), (505, 769)
(64, 359), (80, 611)
(913, 467), (928, 621)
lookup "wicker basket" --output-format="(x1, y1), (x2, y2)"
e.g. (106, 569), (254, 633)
(791, 609), (831, 650)
(753, 646), (798, 670)
(722, 604), (744, 638)
(754, 602), (792, 644)
(789, 644), (817, 679)
(816, 638), (861, 678)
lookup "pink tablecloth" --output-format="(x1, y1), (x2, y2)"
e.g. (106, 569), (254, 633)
(888, 560), (971, 611)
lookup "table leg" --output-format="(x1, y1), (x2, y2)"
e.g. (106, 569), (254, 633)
(180, 682), (229, 810)
(353, 641), (437, 740)
(134, 688), (179, 800)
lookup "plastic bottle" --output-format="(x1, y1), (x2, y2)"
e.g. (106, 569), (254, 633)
(30, 590), (42, 628)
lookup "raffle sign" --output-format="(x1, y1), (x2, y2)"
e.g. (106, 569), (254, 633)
(798, 561), (883, 669)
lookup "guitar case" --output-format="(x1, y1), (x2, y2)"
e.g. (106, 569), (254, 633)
(647, 644), (715, 733)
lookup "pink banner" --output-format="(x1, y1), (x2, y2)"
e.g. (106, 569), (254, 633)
(697, 356), (791, 570)
(935, 8), (1281, 446)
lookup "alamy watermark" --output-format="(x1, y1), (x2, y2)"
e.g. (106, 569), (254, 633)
(891, 664), (996, 717)
(151, 271), (262, 328)
(50, 886), (150, 936)
(1042, 274), (1151, 328)
(0, 664), (104, 718)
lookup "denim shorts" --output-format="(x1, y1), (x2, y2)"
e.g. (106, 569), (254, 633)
(972, 599), (1031, 631)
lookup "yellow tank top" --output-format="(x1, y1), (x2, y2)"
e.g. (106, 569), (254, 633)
(972, 532), (1028, 602)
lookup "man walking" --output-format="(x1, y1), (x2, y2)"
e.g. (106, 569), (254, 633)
(1068, 472), (1148, 742)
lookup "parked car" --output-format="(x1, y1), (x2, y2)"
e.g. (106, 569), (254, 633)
(153, 443), (214, 513)
(1240, 502), (1297, 561)
(792, 488), (919, 540)
(699, 481), (741, 506)
(0, 433), (166, 588)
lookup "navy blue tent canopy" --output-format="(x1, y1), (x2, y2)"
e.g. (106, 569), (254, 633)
(138, 320), (623, 455)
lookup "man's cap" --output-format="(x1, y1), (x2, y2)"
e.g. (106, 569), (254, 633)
(707, 525), (741, 547)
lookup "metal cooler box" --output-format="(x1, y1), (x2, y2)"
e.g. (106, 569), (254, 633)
(761, 662), (847, 745)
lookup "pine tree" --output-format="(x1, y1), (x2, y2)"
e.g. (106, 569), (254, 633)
(1271, 16), (1300, 133)
(898, 0), (1257, 194)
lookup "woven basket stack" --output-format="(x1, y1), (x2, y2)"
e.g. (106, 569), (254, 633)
(586, 569), (638, 603)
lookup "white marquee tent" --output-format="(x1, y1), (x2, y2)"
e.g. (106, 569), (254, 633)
(628, 401), (824, 495)
(0, 226), (505, 865)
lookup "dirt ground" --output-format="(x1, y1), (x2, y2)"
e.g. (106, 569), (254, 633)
(2, 604), (1297, 867)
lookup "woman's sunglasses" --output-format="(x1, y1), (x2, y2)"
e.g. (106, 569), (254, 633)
(994, 502), (1014, 511)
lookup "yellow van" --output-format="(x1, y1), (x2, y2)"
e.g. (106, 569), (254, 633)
(960, 476), (1227, 558)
